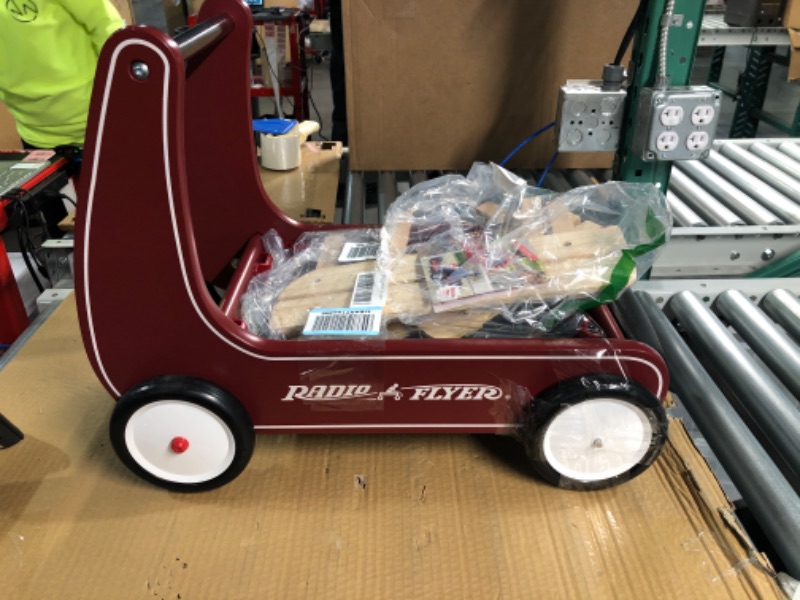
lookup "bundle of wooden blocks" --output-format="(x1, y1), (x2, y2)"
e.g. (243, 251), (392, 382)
(267, 196), (634, 340)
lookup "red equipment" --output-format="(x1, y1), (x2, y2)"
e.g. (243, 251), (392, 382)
(0, 237), (27, 345)
(75, 0), (669, 493)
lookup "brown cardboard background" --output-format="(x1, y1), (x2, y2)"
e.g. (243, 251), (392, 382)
(342, 0), (637, 171)
(786, 0), (800, 28)
(0, 297), (783, 598)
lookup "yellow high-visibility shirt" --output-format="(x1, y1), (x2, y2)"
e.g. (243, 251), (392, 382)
(0, 0), (124, 148)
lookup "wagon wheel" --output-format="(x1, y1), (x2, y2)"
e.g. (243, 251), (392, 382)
(110, 376), (255, 492)
(520, 374), (668, 491)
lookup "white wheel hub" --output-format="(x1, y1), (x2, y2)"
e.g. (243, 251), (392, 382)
(542, 398), (653, 482)
(125, 400), (236, 484)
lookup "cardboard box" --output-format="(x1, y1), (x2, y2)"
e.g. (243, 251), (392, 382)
(111, 0), (134, 24)
(789, 29), (800, 81)
(190, 0), (300, 13)
(786, 0), (800, 81)
(342, 0), (641, 171)
(0, 296), (786, 598)
(786, 0), (800, 28)
(260, 140), (341, 222)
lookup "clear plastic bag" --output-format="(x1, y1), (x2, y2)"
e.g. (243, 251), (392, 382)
(240, 228), (383, 339)
(379, 164), (670, 333)
(241, 164), (670, 340)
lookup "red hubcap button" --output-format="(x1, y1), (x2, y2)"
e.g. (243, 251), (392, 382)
(170, 436), (190, 454)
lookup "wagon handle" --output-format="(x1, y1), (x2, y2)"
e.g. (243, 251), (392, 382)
(173, 15), (232, 60)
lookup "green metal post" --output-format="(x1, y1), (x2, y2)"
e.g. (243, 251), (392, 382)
(707, 45), (726, 85)
(615, 0), (708, 188)
(729, 46), (775, 138)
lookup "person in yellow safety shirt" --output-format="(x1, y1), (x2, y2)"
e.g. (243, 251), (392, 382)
(0, 0), (125, 150)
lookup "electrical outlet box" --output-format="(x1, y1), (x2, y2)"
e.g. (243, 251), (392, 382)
(633, 86), (721, 161)
(555, 80), (626, 153)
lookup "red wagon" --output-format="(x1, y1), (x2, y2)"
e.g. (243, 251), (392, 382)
(75, 0), (669, 492)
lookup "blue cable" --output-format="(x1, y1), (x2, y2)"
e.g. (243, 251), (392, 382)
(499, 121), (556, 167)
(536, 150), (559, 188)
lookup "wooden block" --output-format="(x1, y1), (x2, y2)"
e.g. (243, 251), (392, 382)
(525, 226), (626, 263)
(270, 261), (377, 334)
(417, 310), (499, 338)
(315, 232), (349, 268)
(59, 211), (76, 232)
(385, 221), (412, 256)
(384, 253), (430, 319)
(275, 261), (375, 302)
(477, 202), (500, 219)
(432, 255), (632, 314)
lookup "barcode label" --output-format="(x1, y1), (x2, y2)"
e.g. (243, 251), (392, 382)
(303, 308), (382, 336)
(339, 242), (380, 262)
(350, 271), (387, 307)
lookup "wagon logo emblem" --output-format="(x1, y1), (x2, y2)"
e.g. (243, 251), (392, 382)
(281, 383), (504, 402)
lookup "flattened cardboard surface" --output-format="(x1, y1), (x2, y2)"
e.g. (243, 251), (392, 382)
(0, 297), (782, 598)
(259, 141), (341, 223)
(342, 0), (638, 171)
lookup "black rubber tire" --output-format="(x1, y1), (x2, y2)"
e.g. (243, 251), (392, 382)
(520, 374), (668, 491)
(110, 375), (255, 492)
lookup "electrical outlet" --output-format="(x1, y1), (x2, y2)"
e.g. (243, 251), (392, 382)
(686, 131), (709, 151)
(656, 131), (680, 151)
(660, 106), (684, 127)
(555, 80), (627, 153)
(691, 105), (716, 126)
(633, 86), (722, 161)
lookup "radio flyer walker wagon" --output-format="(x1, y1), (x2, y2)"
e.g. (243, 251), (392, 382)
(75, 0), (669, 492)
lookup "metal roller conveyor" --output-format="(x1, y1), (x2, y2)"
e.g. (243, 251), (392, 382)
(542, 170), (572, 193)
(704, 150), (800, 224)
(626, 291), (800, 578)
(666, 190), (707, 227)
(778, 141), (800, 163)
(666, 290), (800, 480)
(669, 168), (746, 226)
(377, 171), (397, 223)
(761, 289), (800, 346)
(566, 169), (596, 189)
(720, 143), (800, 204)
(713, 289), (800, 400)
(750, 142), (800, 183)
(675, 160), (783, 225)
(344, 170), (365, 225)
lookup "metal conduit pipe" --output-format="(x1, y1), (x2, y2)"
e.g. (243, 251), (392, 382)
(669, 168), (745, 226)
(666, 291), (800, 479)
(675, 160), (783, 225)
(720, 144), (800, 204)
(666, 190), (707, 227)
(633, 291), (800, 579)
(704, 151), (800, 223)
(750, 142), (800, 183)
(777, 141), (800, 163)
(761, 289), (800, 346)
(713, 289), (800, 400)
